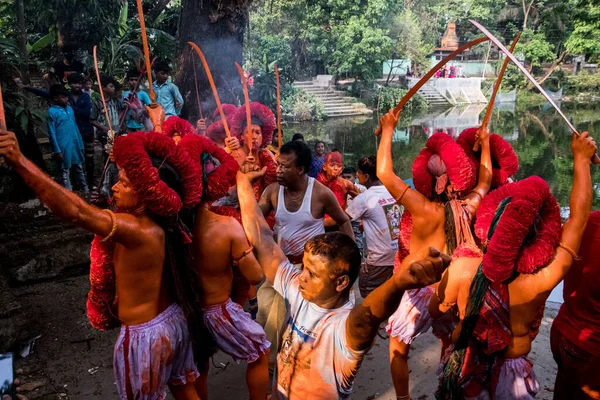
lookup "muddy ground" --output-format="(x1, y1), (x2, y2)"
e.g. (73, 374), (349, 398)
(10, 275), (559, 400)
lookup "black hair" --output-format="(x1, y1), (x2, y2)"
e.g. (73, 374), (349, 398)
(331, 148), (339, 153)
(153, 61), (172, 74)
(100, 75), (117, 89)
(292, 133), (305, 142)
(50, 84), (69, 99)
(357, 156), (377, 180)
(126, 68), (142, 79)
(342, 167), (356, 175)
(67, 73), (85, 85)
(314, 141), (325, 149)
(149, 157), (217, 364)
(280, 140), (312, 174)
(305, 233), (361, 291)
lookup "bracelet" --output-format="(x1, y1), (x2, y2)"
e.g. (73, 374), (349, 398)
(395, 186), (410, 204)
(558, 242), (580, 261)
(101, 209), (118, 242)
(233, 245), (254, 267)
(470, 190), (483, 202)
(396, 395), (411, 400)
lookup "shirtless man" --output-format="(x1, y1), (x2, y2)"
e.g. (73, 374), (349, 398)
(376, 110), (493, 399)
(192, 206), (270, 400)
(0, 130), (200, 400)
(257, 140), (354, 371)
(316, 151), (360, 227)
(431, 132), (596, 399)
(237, 167), (452, 399)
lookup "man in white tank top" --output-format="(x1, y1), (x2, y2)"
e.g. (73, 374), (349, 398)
(256, 140), (355, 371)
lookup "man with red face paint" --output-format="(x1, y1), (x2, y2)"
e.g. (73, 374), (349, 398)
(316, 151), (360, 227)
(0, 129), (201, 400)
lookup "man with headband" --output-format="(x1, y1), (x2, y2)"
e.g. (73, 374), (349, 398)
(0, 129), (202, 400)
(431, 132), (596, 399)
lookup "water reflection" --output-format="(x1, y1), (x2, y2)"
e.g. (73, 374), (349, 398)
(286, 102), (600, 209)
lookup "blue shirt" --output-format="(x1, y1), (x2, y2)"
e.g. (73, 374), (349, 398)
(47, 105), (85, 169)
(153, 81), (183, 119)
(68, 92), (93, 141)
(308, 155), (324, 178)
(122, 90), (151, 129)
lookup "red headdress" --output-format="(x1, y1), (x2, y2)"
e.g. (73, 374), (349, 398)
(179, 134), (239, 203)
(413, 132), (477, 198)
(205, 104), (238, 144)
(229, 102), (276, 147)
(317, 151), (346, 210)
(456, 128), (519, 189)
(162, 116), (197, 139)
(475, 175), (561, 282)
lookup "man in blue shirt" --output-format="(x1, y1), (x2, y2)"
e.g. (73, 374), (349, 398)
(47, 85), (89, 194)
(66, 73), (94, 187)
(152, 61), (183, 120)
(122, 68), (151, 132)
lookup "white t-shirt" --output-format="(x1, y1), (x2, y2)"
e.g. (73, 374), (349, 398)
(346, 185), (400, 266)
(273, 261), (365, 400)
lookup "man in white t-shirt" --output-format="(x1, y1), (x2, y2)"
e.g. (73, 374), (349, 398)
(346, 156), (400, 297)
(236, 168), (451, 399)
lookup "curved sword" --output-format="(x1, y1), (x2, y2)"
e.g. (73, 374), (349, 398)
(274, 64), (282, 149)
(375, 36), (490, 136)
(469, 19), (600, 164)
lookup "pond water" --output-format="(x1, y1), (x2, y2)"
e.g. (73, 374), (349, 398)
(285, 100), (600, 209)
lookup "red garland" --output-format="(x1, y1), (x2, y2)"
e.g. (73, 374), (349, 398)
(457, 128), (519, 188)
(179, 134), (239, 203)
(254, 149), (277, 199)
(212, 104), (238, 119)
(474, 176), (561, 282)
(114, 132), (203, 213)
(206, 104), (238, 144)
(162, 116), (197, 139)
(229, 102), (276, 148)
(87, 235), (119, 330)
(412, 133), (477, 198)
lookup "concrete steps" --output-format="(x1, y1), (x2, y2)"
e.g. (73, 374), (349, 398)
(293, 77), (372, 117)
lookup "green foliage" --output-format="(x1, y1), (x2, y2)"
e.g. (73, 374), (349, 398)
(515, 29), (556, 70)
(377, 87), (428, 114)
(284, 89), (325, 122)
(565, 3), (600, 61)
(388, 8), (434, 74)
(565, 71), (600, 93)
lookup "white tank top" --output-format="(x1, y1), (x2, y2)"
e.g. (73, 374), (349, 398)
(274, 177), (325, 257)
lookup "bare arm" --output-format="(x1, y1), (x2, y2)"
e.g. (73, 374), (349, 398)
(464, 128), (492, 219)
(237, 169), (287, 284)
(0, 131), (145, 248)
(230, 220), (264, 285)
(346, 247), (451, 351)
(321, 185), (354, 239)
(541, 132), (595, 292)
(376, 110), (432, 217)
(428, 257), (477, 319)
(258, 183), (275, 217)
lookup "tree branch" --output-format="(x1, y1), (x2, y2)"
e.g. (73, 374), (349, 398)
(146, 0), (172, 25)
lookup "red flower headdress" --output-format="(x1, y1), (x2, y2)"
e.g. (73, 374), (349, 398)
(475, 176), (561, 282)
(87, 235), (118, 330)
(229, 102), (276, 147)
(413, 132), (477, 198)
(206, 104), (238, 144)
(114, 132), (203, 213)
(456, 128), (519, 189)
(163, 116), (197, 139)
(179, 134), (239, 203)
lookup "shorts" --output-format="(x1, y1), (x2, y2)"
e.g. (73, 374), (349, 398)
(113, 303), (199, 400)
(358, 263), (393, 298)
(386, 287), (456, 344)
(204, 298), (271, 364)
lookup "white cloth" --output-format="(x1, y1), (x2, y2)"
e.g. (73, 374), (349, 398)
(273, 261), (365, 399)
(274, 177), (325, 257)
(346, 185), (399, 266)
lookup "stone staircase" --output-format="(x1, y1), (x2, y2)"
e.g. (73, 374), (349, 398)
(416, 84), (451, 106)
(293, 77), (373, 118)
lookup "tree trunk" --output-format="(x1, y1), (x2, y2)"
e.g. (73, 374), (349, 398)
(175, 0), (249, 122)
(14, 0), (29, 83)
(527, 50), (568, 90)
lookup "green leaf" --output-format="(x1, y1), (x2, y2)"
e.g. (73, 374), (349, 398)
(15, 106), (25, 116)
(28, 32), (56, 53)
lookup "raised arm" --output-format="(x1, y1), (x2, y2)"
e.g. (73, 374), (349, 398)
(237, 169), (287, 284)
(230, 219), (264, 285)
(346, 247), (451, 351)
(320, 184), (354, 239)
(257, 183), (275, 217)
(541, 132), (595, 292)
(376, 110), (431, 216)
(0, 130), (147, 249)
(463, 127), (492, 218)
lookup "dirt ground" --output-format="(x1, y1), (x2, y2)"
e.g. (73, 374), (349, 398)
(11, 275), (559, 400)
